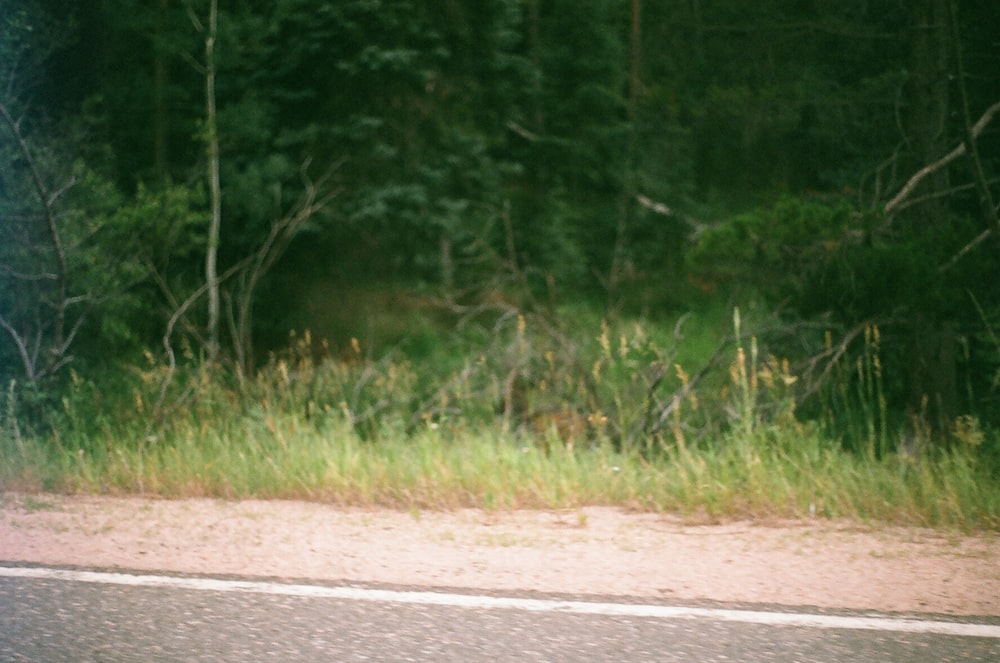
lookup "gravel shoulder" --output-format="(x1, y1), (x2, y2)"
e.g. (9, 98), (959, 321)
(1, 493), (997, 617)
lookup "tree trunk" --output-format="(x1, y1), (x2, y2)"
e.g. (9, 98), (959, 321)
(902, 0), (958, 432)
(904, 0), (951, 214)
(153, 0), (170, 180)
(205, 0), (221, 363)
(608, 0), (642, 310)
(909, 318), (958, 433)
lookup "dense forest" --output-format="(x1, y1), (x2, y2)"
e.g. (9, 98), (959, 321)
(2, 0), (999, 489)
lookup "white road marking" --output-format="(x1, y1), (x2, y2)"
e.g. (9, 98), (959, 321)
(2, 565), (998, 639)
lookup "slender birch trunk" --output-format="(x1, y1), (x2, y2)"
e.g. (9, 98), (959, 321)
(204, 0), (221, 363)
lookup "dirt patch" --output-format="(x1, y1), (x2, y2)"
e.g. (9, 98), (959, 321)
(1, 493), (997, 616)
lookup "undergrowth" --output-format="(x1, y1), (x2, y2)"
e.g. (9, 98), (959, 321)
(1, 306), (998, 531)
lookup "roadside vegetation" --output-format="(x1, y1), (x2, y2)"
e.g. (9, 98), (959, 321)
(3, 302), (998, 531)
(2, 3), (999, 531)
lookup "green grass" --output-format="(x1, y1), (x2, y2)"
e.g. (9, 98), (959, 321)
(2, 305), (999, 532)
(3, 404), (997, 530)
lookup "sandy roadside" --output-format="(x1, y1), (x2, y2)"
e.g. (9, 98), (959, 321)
(1, 493), (997, 617)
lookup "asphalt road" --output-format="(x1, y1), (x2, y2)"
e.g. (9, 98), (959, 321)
(1, 567), (998, 662)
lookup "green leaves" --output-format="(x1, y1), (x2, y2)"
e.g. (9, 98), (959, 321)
(688, 195), (854, 293)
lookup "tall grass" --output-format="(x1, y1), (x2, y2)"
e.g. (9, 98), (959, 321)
(818, 324), (892, 457)
(2, 308), (998, 531)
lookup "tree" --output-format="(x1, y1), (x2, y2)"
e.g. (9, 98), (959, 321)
(0, 3), (148, 386)
(196, 0), (222, 364)
(683, 0), (1000, 435)
(152, 0), (341, 377)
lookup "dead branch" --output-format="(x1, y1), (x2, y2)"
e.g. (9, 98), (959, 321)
(0, 314), (36, 383)
(0, 100), (90, 383)
(883, 179), (995, 219)
(939, 228), (993, 273)
(882, 99), (1000, 222)
(0, 103), (70, 346)
(635, 193), (712, 240)
(947, 1), (999, 241)
(231, 159), (342, 376)
(647, 338), (728, 438)
(144, 258), (250, 439)
(794, 320), (873, 405)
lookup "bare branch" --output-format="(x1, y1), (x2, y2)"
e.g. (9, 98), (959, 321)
(795, 321), (872, 405)
(0, 264), (58, 281)
(142, 257), (205, 346)
(185, 2), (204, 33)
(947, 1), (1000, 239)
(0, 101), (71, 353)
(883, 99), (1000, 221)
(63, 294), (94, 308)
(55, 313), (88, 357)
(146, 257), (250, 434)
(939, 228), (993, 273)
(862, 143), (902, 210)
(506, 120), (540, 142)
(888, 178), (997, 217)
(635, 192), (711, 240)
(231, 158), (342, 374)
(647, 339), (728, 438)
(46, 175), (78, 208)
(0, 314), (36, 383)
(635, 194), (672, 216)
